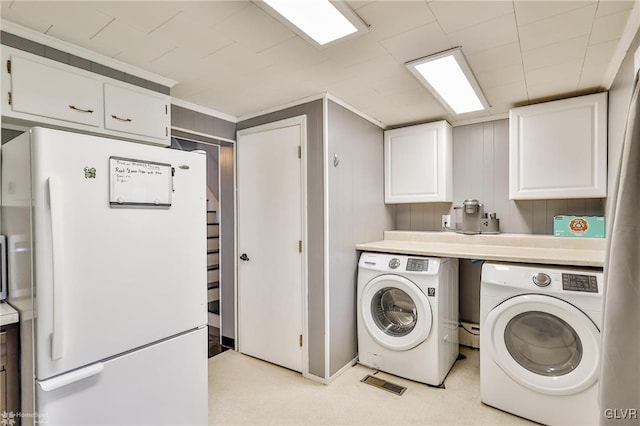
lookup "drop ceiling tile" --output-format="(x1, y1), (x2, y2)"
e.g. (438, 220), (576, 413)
(114, 43), (180, 69)
(139, 46), (202, 79)
(258, 37), (329, 68)
(595, 0), (635, 18)
(201, 41), (273, 73)
(87, 19), (166, 60)
(589, 10), (632, 45)
(465, 42), (522, 74)
(380, 21), (451, 63)
(215, 4), (296, 53)
(346, 1), (376, 11)
(584, 40), (618, 67)
(514, 1), (595, 26)
(373, 72), (424, 97)
(356, 1), (436, 41)
(527, 78), (580, 101)
(2, 1), (114, 43)
(177, 1), (252, 26)
(146, 10), (235, 56)
(323, 36), (389, 69)
(446, 14), (519, 54)
(476, 64), (526, 89)
(91, 1), (183, 34)
(485, 80), (528, 105)
(1, 1), (54, 33)
(578, 63), (608, 89)
(518, 4), (597, 51)
(295, 60), (358, 90)
(525, 59), (583, 88)
(522, 35), (589, 72)
(429, 1), (514, 34)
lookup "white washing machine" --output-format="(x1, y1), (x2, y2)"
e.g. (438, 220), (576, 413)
(357, 252), (459, 386)
(480, 262), (604, 425)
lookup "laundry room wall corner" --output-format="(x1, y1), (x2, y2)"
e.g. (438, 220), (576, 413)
(326, 99), (394, 377)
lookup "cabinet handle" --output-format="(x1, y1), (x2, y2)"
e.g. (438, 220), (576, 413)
(111, 114), (132, 123)
(68, 105), (94, 113)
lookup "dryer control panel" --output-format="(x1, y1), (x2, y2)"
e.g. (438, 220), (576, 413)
(406, 258), (429, 272)
(562, 273), (598, 293)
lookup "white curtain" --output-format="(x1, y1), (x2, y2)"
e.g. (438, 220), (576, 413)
(599, 72), (640, 424)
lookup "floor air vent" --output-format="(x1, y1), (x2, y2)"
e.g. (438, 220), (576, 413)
(361, 374), (406, 396)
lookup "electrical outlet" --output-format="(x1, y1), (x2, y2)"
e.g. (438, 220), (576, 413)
(441, 214), (451, 229)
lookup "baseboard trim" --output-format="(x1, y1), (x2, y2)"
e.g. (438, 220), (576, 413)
(325, 357), (358, 385)
(221, 336), (235, 349)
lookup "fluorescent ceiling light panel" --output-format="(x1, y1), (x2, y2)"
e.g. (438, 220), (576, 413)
(261, 0), (366, 47)
(407, 48), (489, 115)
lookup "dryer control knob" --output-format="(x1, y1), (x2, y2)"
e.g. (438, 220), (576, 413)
(389, 258), (401, 269)
(533, 273), (551, 287)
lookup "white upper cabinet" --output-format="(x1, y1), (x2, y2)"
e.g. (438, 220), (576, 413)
(509, 92), (607, 200)
(384, 120), (453, 204)
(104, 83), (169, 141)
(2, 47), (170, 146)
(10, 55), (102, 127)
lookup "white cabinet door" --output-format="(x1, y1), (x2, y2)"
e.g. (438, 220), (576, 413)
(104, 83), (170, 144)
(10, 55), (101, 127)
(509, 92), (607, 200)
(384, 120), (453, 203)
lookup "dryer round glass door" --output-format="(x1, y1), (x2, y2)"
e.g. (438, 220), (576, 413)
(361, 275), (432, 351)
(485, 294), (600, 395)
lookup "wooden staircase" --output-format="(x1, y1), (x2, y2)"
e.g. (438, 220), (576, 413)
(207, 210), (220, 327)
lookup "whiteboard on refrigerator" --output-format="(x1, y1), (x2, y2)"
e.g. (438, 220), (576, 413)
(109, 156), (172, 207)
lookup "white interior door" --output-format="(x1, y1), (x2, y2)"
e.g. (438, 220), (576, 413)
(237, 117), (305, 373)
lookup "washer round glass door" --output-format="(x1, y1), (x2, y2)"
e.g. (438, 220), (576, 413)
(361, 275), (432, 351)
(485, 294), (600, 395)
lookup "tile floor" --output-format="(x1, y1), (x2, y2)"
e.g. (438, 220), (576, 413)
(207, 346), (536, 425)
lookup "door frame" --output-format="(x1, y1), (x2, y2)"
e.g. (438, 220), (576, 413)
(235, 115), (309, 377)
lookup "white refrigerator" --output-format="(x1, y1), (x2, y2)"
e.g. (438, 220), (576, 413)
(2, 127), (208, 425)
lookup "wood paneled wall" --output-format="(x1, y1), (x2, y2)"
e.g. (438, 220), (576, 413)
(395, 119), (605, 234)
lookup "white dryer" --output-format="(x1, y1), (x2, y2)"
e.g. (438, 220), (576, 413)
(357, 252), (459, 386)
(480, 263), (603, 425)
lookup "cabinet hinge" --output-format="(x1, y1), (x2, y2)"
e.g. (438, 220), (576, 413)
(6, 60), (11, 74)
(8, 92), (11, 106)
(299, 334), (303, 347)
(298, 146), (301, 159)
(166, 127), (168, 137)
(165, 104), (168, 114)
(298, 240), (302, 253)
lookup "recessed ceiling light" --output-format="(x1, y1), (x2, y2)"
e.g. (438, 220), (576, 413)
(259, 0), (368, 47)
(406, 48), (490, 115)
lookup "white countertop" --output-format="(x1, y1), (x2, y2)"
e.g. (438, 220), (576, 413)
(356, 231), (606, 267)
(0, 301), (19, 326)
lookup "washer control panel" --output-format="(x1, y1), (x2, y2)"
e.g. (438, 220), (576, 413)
(406, 258), (429, 272)
(532, 273), (551, 287)
(562, 273), (599, 293)
(388, 258), (401, 269)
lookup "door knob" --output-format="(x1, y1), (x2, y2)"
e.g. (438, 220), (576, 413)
(240, 253), (250, 261)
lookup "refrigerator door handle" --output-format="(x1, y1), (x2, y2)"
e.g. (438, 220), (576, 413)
(38, 362), (104, 392)
(49, 176), (65, 360)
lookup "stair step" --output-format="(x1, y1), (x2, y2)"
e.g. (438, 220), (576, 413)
(207, 252), (219, 266)
(207, 268), (219, 283)
(207, 212), (217, 224)
(207, 287), (219, 303)
(207, 238), (219, 251)
(207, 224), (219, 238)
(208, 300), (220, 315)
(208, 281), (219, 290)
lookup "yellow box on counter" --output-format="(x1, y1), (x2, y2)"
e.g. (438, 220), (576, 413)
(553, 215), (606, 238)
